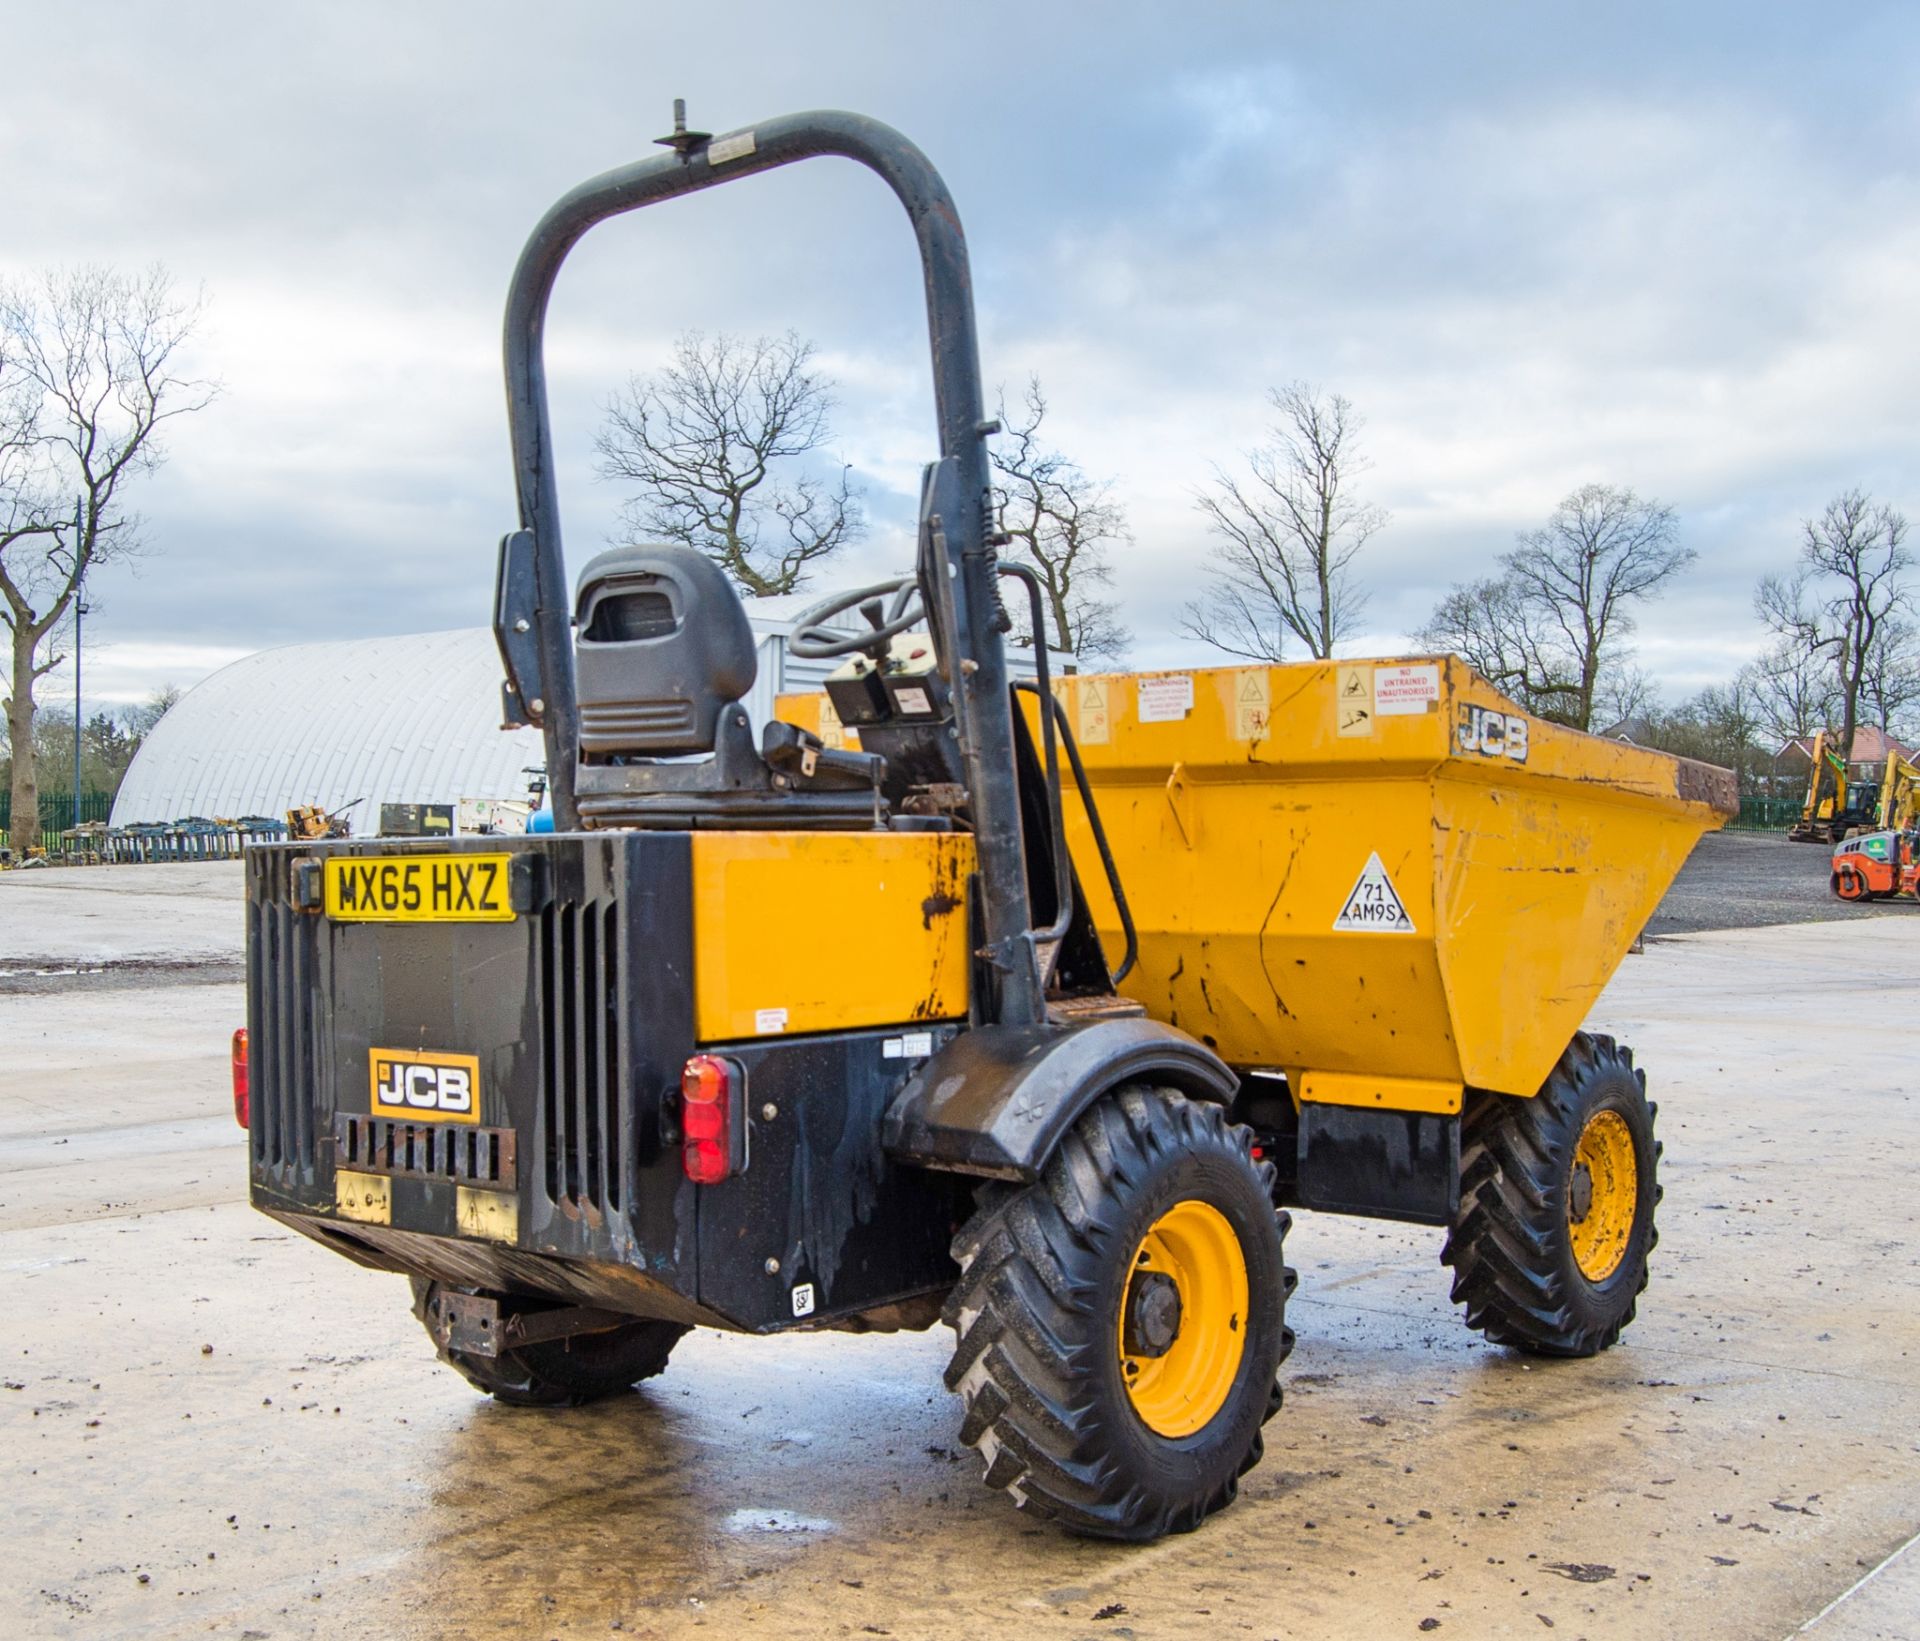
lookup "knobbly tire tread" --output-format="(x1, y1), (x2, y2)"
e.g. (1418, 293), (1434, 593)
(410, 1279), (688, 1407)
(942, 1085), (1295, 1541)
(1441, 1032), (1661, 1358)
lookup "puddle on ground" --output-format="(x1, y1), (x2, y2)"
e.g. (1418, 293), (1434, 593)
(723, 1507), (837, 1535)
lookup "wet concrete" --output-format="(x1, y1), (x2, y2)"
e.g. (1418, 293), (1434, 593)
(3, 866), (1917, 1638)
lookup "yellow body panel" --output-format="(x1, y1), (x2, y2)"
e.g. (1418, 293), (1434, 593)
(690, 831), (973, 1042)
(774, 690), (861, 749)
(1032, 657), (1733, 1104)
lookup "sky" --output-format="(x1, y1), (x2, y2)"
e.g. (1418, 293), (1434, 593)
(6, 2), (1919, 712)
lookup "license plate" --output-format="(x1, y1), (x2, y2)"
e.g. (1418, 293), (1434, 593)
(324, 853), (514, 922)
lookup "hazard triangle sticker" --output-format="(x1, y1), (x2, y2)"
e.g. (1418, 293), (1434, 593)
(1332, 852), (1415, 933)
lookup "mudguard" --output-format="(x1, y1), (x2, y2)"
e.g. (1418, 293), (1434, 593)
(882, 1016), (1237, 1181)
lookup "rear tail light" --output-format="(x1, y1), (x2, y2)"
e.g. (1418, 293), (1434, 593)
(680, 1054), (744, 1184)
(231, 1028), (250, 1129)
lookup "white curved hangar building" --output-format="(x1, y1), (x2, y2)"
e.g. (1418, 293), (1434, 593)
(110, 618), (857, 837)
(110, 629), (548, 837)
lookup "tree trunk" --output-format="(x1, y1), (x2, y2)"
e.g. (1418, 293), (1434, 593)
(7, 639), (39, 854)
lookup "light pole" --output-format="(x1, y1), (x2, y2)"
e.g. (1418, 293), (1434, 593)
(72, 497), (87, 834)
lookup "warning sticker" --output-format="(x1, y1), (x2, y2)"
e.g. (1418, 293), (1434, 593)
(816, 694), (847, 749)
(1233, 669), (1271, 740)
(1137, 674), (1194, 723)
(1374, 663), (1441, 715)
(1077, 678), (1110, 745)
(1336, 665), (1374, 737)
(1332, 853), (1415, 933)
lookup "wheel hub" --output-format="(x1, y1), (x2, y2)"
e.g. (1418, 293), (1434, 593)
(1123, 1271), (1183, 1358)
(1117, 1199), (1250, 1438)
(1569, 1163), (1594, 1223)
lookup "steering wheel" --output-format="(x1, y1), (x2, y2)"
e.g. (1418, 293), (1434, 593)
(787, 575), (926, 660)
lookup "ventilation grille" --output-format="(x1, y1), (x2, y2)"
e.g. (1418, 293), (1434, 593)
(249, 859), (320, 1185)
(538, 897), (623, 1217)
(579, 699), (697, 740)
(334, 1116), (517, 1190)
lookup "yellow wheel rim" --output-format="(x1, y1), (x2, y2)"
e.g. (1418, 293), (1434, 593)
(1568, 1109), (1638, 1283)
(1118, 1199), (1249, 1438)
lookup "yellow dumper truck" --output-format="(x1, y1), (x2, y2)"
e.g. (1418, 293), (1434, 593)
(235, 108), (1737, 1541)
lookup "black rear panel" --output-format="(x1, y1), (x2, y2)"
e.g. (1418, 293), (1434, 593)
(247, 833), (696, 1286)
(245, 831), (965, 1332)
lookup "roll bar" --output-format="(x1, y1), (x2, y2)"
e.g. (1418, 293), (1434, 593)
(494, 106), (1044, 1027)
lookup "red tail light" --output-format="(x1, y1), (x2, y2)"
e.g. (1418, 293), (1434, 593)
(231, 1028), (250, 1129)
(680, 1054), (743, 1184)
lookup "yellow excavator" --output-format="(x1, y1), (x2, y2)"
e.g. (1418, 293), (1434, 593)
(1788, 730), (1875, 843)
(1875, 746), (1919, 832)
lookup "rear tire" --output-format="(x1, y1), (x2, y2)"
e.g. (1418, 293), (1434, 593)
(1442, 1033), (1660, 1358)
(942, 1085), (1295, 1541)
(411, 1279), (688, 1407)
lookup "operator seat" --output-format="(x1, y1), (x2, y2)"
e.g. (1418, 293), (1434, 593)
(574, 545), (757, 760)
(569, 544), (887, 829)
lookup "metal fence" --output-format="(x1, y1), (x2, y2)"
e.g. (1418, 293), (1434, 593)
(0, 790), (114, 856)
(1729, 795), (1802, 832)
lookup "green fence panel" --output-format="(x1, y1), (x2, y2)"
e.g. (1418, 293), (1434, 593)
(0, 789), (116, 856)
(1729, 795), (1802, 832)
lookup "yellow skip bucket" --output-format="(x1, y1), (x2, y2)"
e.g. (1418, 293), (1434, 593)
(1043, 657), (1735, 1114)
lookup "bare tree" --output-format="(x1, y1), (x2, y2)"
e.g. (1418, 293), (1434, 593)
(1632, 676), (1770, 797)
(1756, 489), (1913, 757)
(1503, 485), (1691, 731)
(1416, 576), (1576, 712)
(1858, 616), (1920, 742)
(1182, 383), (1386, 661)
(1743, 640), (1839, 747)
(1593, 661), (1658, 731)
(121, 682), (182, 739)
(989, 378), (1130, 663)
(1422, 485), (1690, 731)
(595, 330), (864, 597)
(1, 266), (215, 854)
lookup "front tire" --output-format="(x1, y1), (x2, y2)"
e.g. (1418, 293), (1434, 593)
(942, 1085), (1295, 1540)
(411, 1280), (688, 1407)
(1442, 1033), (1661, 1357)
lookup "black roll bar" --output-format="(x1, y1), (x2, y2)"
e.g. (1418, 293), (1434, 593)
(497, 107), (1044, 1028)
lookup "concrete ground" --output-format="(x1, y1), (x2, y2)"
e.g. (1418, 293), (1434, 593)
(2, 849), (1917, 1640)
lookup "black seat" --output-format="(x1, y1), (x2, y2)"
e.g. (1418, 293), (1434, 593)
(574, 545), (757, 759)
(568, 544), (891, 831)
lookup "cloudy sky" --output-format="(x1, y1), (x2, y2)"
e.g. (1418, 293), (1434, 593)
(7, 2), (1918, 710)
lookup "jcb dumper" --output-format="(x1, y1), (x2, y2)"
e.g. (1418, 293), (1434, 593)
(237, 108), (1737, 1542)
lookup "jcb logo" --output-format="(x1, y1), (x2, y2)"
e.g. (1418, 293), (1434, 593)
(1457, 704), (1530, 763)
(368, 1049), (481, 1123)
